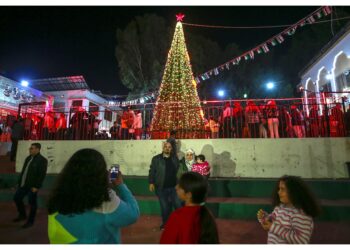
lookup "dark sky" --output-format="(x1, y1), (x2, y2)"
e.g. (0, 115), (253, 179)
(0, 6), (319, 95)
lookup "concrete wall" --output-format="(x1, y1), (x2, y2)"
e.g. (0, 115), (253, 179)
(16, 138), (350, 178)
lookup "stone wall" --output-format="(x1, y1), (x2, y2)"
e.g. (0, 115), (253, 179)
(16, 138), (350, 178)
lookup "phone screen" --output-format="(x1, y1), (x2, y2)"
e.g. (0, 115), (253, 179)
(110, 164), (120, 181)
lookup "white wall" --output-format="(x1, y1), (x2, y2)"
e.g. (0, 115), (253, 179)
(16, 138), (350, 178)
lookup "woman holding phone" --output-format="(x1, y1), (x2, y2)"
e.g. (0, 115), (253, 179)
(47, 148), (139, 244)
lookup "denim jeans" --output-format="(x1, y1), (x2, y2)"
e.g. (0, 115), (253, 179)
(155, 187), (182, 227)
(13, 187), (38, 224)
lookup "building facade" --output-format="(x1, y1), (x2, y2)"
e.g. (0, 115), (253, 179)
(299, 22), (350, 115)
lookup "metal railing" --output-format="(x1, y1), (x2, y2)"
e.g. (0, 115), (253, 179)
(1, 97), (349, 141)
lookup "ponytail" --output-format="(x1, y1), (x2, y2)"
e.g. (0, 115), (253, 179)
(199, 205), (219, 244)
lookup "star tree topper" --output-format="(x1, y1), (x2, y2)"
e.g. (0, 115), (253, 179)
(176, 13), (185, 22)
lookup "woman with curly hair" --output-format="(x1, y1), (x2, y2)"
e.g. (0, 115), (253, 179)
(47, 148), (139, 244)
(257, 175), (321, 244)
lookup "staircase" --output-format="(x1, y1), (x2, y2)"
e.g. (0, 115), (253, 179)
(1, 169), (349, 221)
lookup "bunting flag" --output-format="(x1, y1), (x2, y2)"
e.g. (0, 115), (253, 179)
(232, 57), (241, 65)
(307, 15), (316, 24)
(194, 6), (331, 82)
(270, 39), (277, 46)
(214, 68), (219, 75)
(323, 6), (332, 15)
(315, 11), (323, 19)
(262, 43), (269, 53)
(286, 26), (297, 35)
(276, 35), (284, 44)
(249, 50), (254, 59)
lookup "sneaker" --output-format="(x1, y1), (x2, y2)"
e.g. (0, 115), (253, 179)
(12, 216), (27, 222)
(21, 222), (33, 229)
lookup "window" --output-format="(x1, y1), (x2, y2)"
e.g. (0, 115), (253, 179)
(89, 102), (99, 113)
(335, 70), (350, 91)
(72, 100), (83, 108)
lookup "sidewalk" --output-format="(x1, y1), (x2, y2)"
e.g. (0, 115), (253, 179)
(1, 202), (350, 244)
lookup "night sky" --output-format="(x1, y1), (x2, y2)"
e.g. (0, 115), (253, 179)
(0, 6), (320, 96)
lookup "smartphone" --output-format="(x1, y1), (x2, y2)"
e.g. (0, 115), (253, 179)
(110, 164), (120, 182)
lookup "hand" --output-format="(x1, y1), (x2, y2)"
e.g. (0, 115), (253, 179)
(149, 184), (155, 192)
(31, 188), (38, 193)
(261, 220), (272, 231)
(111, 171), (123, 186)
(257, 209), (267, 220)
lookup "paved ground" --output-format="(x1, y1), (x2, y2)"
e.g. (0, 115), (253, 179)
(1, 202), (350, 244)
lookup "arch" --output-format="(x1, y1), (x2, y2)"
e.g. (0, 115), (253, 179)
(331, 51), (350, 92)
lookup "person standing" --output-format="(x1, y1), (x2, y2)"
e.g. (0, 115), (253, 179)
(47, 149), (139, 243)
(160, 172), (219, 244)
(55, 113), (67, 140)
(149, 142), (181, 230)
(222, 102), (233, 138)
(13, 143), (48, 228)
(167, 130), (177, 159)
(266, 100), (279, 138)
(10, 117), (24, 162)
(291, 105), (304, 138)
(257, 175), (320, 244)
(245, 101), (260, 138)
(177, 148), (196, 180)
(133, 110), (143, 140)
(110, 121), (120, 140)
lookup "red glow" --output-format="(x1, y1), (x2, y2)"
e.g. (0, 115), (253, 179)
(176, 13), (185, 22)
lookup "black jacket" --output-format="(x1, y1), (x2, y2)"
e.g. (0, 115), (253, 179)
(18, 153), (48, 189)
(148, 153), (179, 190)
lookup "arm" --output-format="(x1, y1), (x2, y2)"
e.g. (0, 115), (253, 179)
(160, 212), (179, 244)
(269, 213), (313, 244)
(107, 184), (140, 227)
(33, 157), (48, 189)
(148, 156), (156, 184)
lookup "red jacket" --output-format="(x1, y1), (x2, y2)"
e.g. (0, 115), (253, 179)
(160, 206), (201, 244)
(192, 161), (210, 176)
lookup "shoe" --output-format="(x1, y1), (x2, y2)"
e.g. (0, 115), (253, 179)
(21, 222), (33, 229)
(12, 216), (27, 222)
(160, 225), (164, 231)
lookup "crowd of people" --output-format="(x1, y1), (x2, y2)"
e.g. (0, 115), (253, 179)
(1, 100), (349, 142)
(208, 101), (350, 139)
(10, 140), (322, 244)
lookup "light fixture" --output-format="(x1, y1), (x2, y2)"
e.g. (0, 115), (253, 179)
(21, 80), (29, 87)
(266, 82), (275, 89)
(217, 90), (225, 97)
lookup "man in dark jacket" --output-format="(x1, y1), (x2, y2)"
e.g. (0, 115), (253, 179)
(13, 143), (48, 228)
(148, 142), (181, 230)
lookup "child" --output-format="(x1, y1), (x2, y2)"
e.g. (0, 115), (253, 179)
(192, 154), (211, 179)
(160, 172), (219, 244)
(209, 117), (220, 139)
(257, 175), (320, 244)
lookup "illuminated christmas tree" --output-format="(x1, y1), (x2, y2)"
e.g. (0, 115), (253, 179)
(151, 14), (205, 139)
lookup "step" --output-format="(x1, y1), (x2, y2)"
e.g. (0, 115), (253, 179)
(1, 174), (350, 200)
(1, 188), (349, 221)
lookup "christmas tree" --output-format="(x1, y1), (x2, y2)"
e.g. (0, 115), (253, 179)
(151, 14), (205, 139)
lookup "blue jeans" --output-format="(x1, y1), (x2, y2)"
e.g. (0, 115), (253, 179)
(156, 187), (181, 227)
(13, 187), (38, 224)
